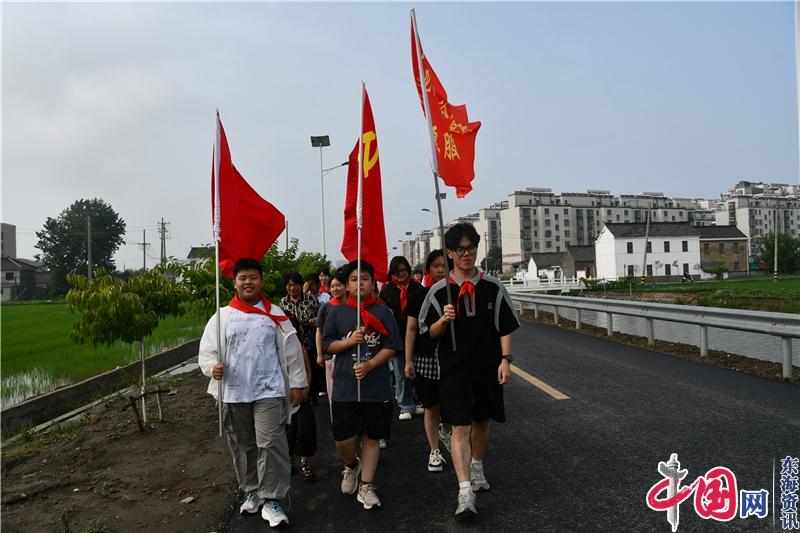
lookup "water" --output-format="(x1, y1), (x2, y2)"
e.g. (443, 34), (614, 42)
(532, 305), (798, 365)
(1, 368), (69, 408)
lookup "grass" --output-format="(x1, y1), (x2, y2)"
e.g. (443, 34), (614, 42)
(1, 303), (204, 405)
(647, 277), (800, 296)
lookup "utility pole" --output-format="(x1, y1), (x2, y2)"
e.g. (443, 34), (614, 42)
(774, 208), (779, 282)
(285, 220), (289, 251)
(87, 215), (92, 281)
(138, 230), (149, 271)
(640, 208), (651, 284)
(157, 218), (170, 266)
(484, 231), (490, 272)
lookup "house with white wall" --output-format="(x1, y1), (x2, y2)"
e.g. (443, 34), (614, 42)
(595, 223), (702, 280)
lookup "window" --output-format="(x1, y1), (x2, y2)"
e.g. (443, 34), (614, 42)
(646, 264), (653, 276)
(534, 242), (540, 249)
(554, 213), (559, 220)
(564, 208), (569, 214)
(545, 241), (552, 248)
(565, 230), (570, 237)
(682, 240), (688, 252)
(627, 265), (635, 277)
(704, 242), (710, 254)
(664, 241), (670, 253)
(545, 220), (551, 227)
(733, 242), (739, 253)
(671, 216), (675, 222)
(555, 225), (560, 231)
(556, 236), (560, 242)
(544, 208), (550, 215)
(616, 215), (620, 221)
(683, 263), (689, 275)
(734, 261), (740, 271)
(534, 231), (538, 237)
(627, 242), (633, 254)
(719, 243), (725, 254)
(5, 272), (13, 281)
(606, 209), (612, 215)
(545, 230), (552, 238)
(646, 242), (652, 253)
(665, 264), (671, 276)
(624, 210), (628, 215)
(556, 246), (560, 252)
(564, 219), (570, 226)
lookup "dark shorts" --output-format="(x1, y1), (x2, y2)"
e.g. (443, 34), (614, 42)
(331, 401), (392, 441)
(414, 375), (440, 408)
(439, 373), (505, 427)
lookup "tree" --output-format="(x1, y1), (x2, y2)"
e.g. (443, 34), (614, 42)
(481, 245), (502, 272)
(35, 199), (126, 294)
(66, 269), (189, 423)
(760, 232), (800, 274)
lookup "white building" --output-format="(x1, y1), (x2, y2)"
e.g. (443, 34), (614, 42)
(474, 202), (505, 270)
(714, 181), (800, 260)
(528, 252), (565, 281)
(595, 223), (701, 280)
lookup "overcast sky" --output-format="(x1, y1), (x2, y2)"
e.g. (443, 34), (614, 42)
(2, 2), (798, 268)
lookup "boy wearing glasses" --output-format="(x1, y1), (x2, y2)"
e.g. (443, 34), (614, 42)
(419, 223), (520, 517)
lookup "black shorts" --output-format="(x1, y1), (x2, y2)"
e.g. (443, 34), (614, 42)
(439, 374), (505, 427)
(414, 375), (440, 408)
(331, 401), (392, 441)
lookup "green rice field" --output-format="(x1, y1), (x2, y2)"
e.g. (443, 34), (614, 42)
(1, 302), (204, 406)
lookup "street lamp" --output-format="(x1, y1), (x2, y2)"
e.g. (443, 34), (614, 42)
(310, 135), (330, 258)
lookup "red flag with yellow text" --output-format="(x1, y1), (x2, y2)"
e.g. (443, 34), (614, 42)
(341, 87), (388, 282)
(411, 18), (481, 198)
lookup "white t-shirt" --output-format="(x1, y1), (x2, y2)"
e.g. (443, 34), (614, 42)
(223, 301), (285, 403)
(317, 292), (331, 305)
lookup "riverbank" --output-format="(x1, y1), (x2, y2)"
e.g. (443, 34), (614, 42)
(0, 370), (236, 533)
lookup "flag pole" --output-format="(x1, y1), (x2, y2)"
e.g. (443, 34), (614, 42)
(356, 82), (366, 402)
(213, 112), (224, 438)
(411, 9), (457, 350)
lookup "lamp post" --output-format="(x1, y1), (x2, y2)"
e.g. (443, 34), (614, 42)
(310, 135), (349, 258)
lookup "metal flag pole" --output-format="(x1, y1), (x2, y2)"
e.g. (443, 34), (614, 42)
(356, 82), (365, 402)
(213, 112), (223, 438)
(411, 9), (457, 350)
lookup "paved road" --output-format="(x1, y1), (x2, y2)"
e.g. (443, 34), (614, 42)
(227, 320), (799, 532)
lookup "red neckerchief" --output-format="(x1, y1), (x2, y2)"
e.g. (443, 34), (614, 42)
(450, 272), (483, 316)
(345, 295), (389, 337)
(391, 277), (411, 314)
(422, 273), (433, 288)
(320, 285), (330, 294)
(329, 296), (344, 307)
(229, 294), (290, 328)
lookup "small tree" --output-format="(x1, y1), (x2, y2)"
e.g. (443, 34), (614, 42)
(760, 232), (800, 274)
(66, 269), (189, 423)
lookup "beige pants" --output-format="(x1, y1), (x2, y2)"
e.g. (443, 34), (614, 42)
(223, 398), (290, 500)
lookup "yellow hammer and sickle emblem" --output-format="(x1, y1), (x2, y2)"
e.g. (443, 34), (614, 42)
(362, 131), (379, 178)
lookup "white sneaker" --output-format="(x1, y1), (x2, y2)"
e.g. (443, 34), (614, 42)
(261, 499), (289, 527)
(455, 489), (477, 516)
(341, 458), (361, 495)
(414, 404), (425, 415)
(470, 462), (490, 492)
(428, 449), (446, 472)
(438, 425), (452, 453)
(398, 411), (412, 421)
(356, 483), (382, 510)
(239, 490), (264, 514)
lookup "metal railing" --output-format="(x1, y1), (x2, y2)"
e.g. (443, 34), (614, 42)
(508, 292), (799, 379)
(503, 276), (585, 291)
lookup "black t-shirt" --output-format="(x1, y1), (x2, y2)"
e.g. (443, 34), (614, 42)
(406, 287), (438, 359)
(379, 281), (423, 349)
(420, 271), (520, 381)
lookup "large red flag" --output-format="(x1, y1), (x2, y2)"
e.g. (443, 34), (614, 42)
(411, 15), (481, 198)
(212, 113), (285, 278)
(341, 87), (388, 282)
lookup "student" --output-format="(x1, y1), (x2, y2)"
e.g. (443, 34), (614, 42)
(286, 317), (317, 481)
(412, 269), (424, 284)
(315, 268), (348, 416)
(379, 256), (423, 420)
(198, 258), (307, 528)
(318, 267), (332, 294)
(281, 272), (321, 402)
(307, 272), (331, 305)
(405, 250), (451, 472)
(323, 260), (402, 510)
(420, 223), (520, 517)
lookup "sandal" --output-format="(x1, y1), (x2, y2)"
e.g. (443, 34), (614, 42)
(299, 459), (315, 481)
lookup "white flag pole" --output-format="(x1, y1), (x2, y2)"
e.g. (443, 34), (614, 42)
(213, 112), (224, 438)
(356, 82), (365, 403)
(411, 9), (457, 350)
(795, 0), (800, 184)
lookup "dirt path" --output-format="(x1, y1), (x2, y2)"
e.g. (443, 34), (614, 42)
(1, 371), (236, 533)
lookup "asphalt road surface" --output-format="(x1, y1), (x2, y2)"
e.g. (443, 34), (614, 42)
(227, 320), (798, 533)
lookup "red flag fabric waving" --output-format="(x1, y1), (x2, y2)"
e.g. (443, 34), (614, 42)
(341, 88), (388, 282)
(212, 113), (285, 278)
(411, 17), (481, 198)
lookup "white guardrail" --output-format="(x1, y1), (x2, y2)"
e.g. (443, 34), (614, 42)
(503, 276), (584, 291)
(507, 292), (800, 380)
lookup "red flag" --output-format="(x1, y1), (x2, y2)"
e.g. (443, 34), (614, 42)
(411, 14), (481, 198)
(341, 87), (388, 282)
(212, 113), (285, 278)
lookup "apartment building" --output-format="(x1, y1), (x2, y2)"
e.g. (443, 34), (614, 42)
(714, 181), (800, 260)
(474, 201), (506, 268)
(500, 188), (694, 272)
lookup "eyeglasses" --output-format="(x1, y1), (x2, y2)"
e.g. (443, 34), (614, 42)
(453, 245), (478, 257)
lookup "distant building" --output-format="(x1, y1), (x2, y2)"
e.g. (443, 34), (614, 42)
(561, 245), (596, 278)
(1, 223), (17, 259)
(187, 246), (215, 261)
(696, 226), (748, 274)
(474, 202), (506, 269)
(714, 181), (799, 260)
(528, 252), (565, 281)
(1, 257), (36, 301)
(595, 223), (701, 280)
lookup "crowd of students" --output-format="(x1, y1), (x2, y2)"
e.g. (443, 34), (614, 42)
(197, 222), (520, 527)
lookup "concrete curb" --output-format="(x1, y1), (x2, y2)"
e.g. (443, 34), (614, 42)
(1, 339), (200, 435)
